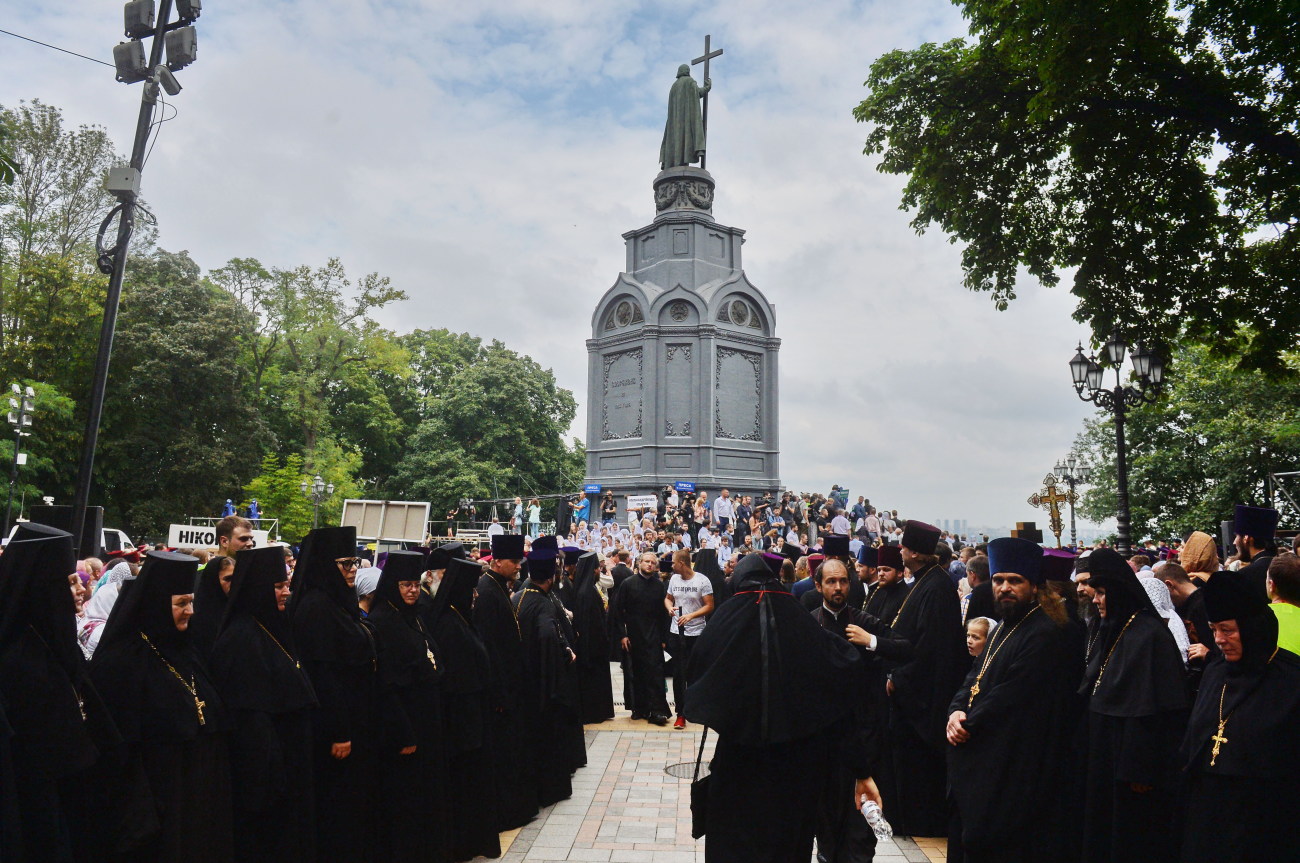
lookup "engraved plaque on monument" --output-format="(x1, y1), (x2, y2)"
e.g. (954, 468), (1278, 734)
(583, 49), (781, 498)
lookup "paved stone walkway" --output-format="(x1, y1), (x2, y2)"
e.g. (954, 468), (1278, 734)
(493, 721), (938, 863)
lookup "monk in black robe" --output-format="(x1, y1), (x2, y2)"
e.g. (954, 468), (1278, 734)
(1178, 571), (1300, 862)
(611, 551), (671, 724)
(883, 521), (966, 838)
(369, 551), (452, 863)
(426, 558), (502, 862)
(685, 554), (860, 863)
(288, 526), (379, 863)
(946, 539), (1084, 863)
(811, 559), (912, 863)
(513, 536), (584, 806)
(474, 533), (539, 830)
(0, 523), (122, 862)
(862, 544), (909, 624)
(209, 546), (317, 863)
(89, 550), (234, 862)
(1079, 548), (1187, 863)
(188, 555), (232, 660)
(571, 550), (615, 724)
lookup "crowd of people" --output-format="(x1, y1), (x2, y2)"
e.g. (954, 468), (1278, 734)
(2, 493), (1297, 863)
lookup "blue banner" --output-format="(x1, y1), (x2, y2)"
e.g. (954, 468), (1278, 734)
(674, 481), (696, 493)
(583, 484), (602, 494)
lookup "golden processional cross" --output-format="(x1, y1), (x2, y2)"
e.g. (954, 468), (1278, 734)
(1028, 474), (1077, 549)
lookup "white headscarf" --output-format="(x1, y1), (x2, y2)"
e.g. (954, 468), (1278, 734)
(78, 576), (131, 657)
(1139, 573), (1190, 666)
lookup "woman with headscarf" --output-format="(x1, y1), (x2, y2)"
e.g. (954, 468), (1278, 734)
(368, 550), (452, 863)
(0, 523), (122, 862)
(1180, 531), (1220, 584)
(1178, 571), (1300, 862)
(209, 546), (317, 863)
(88, 549), (233, 862)
(77, 555), (137, 657)
(1079, 548), (1187, 863)
(1138, 574), (1191, 666)
(571, 549), (615, 724)
(425, 556), (501, 861)
(188, 555), (233, 660)
(287, 526), (378, 863)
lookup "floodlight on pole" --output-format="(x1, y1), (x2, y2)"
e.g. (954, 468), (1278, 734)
(72, 0), (200, 556)
(4, 382), (37, 536)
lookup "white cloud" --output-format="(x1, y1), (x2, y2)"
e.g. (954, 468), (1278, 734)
(1, 0), (1107, 531)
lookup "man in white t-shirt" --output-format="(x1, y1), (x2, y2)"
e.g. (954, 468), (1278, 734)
(666, 549), (715, 729)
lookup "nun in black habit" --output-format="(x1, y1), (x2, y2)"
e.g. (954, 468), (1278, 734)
(1079, 548), (1187, 863)
(474, 532), (540, 830)
(208, 546), (317, 863)
(288, 526), (379, 863)
(187, 555), (233, 660)
(425, 557), (502, 862)
(368, 550), (453, 863)
(0, 523), (121, 863)
(88, 550), (234, 863)
(684, 553), (860, 863)
(513, 536), (585, 806)
(571, 549), (615, 724)
(1177, 571), (1300, 863)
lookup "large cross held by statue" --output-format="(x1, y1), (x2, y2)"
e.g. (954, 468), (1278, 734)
(691, 34), (723, 169)
(1028, 474), (1077, 549)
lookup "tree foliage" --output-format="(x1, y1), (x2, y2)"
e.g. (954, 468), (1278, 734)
(0, 99), (585, 541)
(855, 0), (1300, 371)
(1074, 342), (1300, 539)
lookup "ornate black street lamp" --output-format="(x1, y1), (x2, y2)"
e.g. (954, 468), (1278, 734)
(301, 474), (334, 530)
(1069, 333), (1165, 556)
(1053, 453), (1093, 549)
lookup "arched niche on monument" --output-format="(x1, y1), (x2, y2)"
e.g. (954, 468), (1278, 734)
(714, 293), (769, 335)
(655, 294), (702, 327)
(599, 294), (647, 333)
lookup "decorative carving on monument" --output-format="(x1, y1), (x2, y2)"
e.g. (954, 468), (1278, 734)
(716, 297), (764, 330)
(715, 347), (763, 441)
(664, 344), (693, 437)
(604, 298), (645, 331)
(601, 348), (644, 441)
(668, 301), (690, 322)
(665, 419), (692, 437)
(654, 177), (715, 212)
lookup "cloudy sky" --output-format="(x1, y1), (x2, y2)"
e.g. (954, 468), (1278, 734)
(2, 0), (1110, 534)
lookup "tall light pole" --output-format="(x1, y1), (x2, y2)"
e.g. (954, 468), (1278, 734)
(71, 0), (201, 555)
(4, 384), (35, 535)
(1053, 453), (1093, 550)
(302, 475), (335, 530)
(1069, 333), (1165, 556)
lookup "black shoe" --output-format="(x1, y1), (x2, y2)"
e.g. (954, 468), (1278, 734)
(648, 713), (669, 726)
(630, 711), (647, 720)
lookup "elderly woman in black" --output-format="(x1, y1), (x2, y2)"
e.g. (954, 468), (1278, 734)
(369, 550), (452, 862)
(287, 526), (377, 863)
(88, 549), (233, 862)
(209, 545), (317, 862)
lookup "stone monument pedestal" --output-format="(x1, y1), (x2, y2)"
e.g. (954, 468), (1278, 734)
(583, 167), (782, 501)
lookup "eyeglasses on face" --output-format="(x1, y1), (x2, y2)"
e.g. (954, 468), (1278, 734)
(335, 558), (361, 569)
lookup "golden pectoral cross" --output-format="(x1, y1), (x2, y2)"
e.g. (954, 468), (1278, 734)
(426, 648), (438, 670)
(969, 682), (980, 700)
(195, 696), (206, 726)
(1209, 722), (1228, 766)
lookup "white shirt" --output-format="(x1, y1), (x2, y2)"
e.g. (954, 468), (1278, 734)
(713, 496), (735, 521)
(487, 522), (504, 537)
(831, 515), (851, 535)
(668, 572), (714, 636)
(718, 544), (733, 565)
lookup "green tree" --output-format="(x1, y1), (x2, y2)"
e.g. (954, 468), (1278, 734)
(0, 116), (18, 185)
(855, 0), (1300, 371)
(1074, 342), (1300, 539)
(391, 341), (583, 517)
(0, 381), (76, 520)
(95, 249), (269, 537)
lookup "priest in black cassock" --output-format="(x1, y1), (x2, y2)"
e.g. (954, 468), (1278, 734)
(811, 559), (912, 863)
(883, 520), (966, 838)
(369, 550), (452, 863)
(209, 545), (318, 863)
(187, 555), (232, 660)
(611, 550), (671, 725)
(685, 553), (861, 863)
(287, 526), (379, 863)
(945, 538), (1084, 863)
(89, 550), (234, 862)
(862, 544), (909, 623)
(474, 532), (539, 830)
(571, 549), (615, 724)
(1178, 571), (1300, 863)
(0, 523), (121, 863)
(1079, 548), (1186, 863)
(1231, 503), (1279, 602)
(426, 557), (502, 862)
(513, 535), (585, 806)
